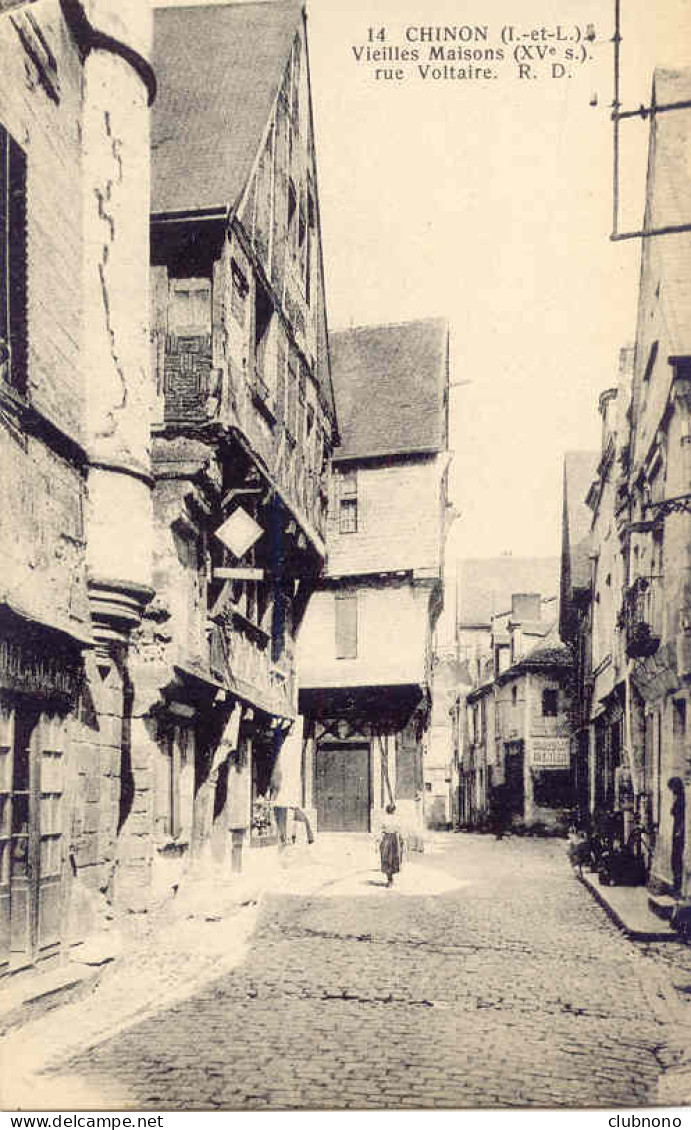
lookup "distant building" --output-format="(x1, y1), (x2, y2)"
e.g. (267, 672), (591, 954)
(462, 600), (574, 829)
(424, 650), (465, 830)
(298, 318), (451, 833)
(558, 449), (601, 821)
(456, 556), (560, 685)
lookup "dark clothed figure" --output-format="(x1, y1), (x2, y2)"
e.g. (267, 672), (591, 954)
(379, 803), (403, 888)
(668, 777), (686, 895)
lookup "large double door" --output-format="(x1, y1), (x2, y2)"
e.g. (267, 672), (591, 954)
(315, 743), (370, 832)
(0, 701), (65, 971)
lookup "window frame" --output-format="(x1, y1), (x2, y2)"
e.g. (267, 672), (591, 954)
(335, 591), (358, 660)
(0, 124), (27, 397)
(541, 688), (559, 717)
(338, 469), (358, 535)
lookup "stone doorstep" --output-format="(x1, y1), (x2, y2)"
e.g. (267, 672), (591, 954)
(579, 872), (679, 942)
(0, 959), (108, 1025)
(649, 893), (678, 922)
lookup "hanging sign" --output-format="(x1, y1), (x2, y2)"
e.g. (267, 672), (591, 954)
(214, 506), (263, 557)
(532, 737), (570, 768)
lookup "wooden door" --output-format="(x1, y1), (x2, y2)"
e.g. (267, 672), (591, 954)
(36, 714), (65, 955)
(504, 743), (525, 817)
(315, 744), (370, 832)
(0, 703), (14, 970)
(10, 706), (37, 958)
(0, 704), (65, 968)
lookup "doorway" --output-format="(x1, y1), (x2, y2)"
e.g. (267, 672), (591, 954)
(314, 743), (370, 831)
(0, 701), (65, 971)
(504, 741), (525, 817)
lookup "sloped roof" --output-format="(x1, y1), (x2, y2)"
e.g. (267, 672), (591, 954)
(562, 451), (598, 591)
(521, 621), (572, 670)
(329, 318), (448, 462)
(646, 69), (691, 358)
(513, 620), (551, 637)
(457, 557), (559, 626)
(496, 622), (572, 684)
(152, 1), (302, 216)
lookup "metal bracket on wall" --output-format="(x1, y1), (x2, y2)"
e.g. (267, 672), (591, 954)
(649, 494), (691, 519)
(610, 0), (691, 241)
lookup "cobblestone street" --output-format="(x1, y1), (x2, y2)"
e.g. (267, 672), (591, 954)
(5, 834), (689, 1111)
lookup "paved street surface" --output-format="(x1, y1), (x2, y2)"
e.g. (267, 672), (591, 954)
(3, 834), (687, 1110)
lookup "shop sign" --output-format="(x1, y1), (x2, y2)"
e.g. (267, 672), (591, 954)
(0, 637), (81, 700)
(532, 736), (570, 768)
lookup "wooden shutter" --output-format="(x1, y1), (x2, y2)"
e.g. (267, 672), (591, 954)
(2, 127), (27, 392)
(335, 592), (357, 660)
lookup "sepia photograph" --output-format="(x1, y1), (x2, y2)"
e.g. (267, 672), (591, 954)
(0, 0), (691, 1117)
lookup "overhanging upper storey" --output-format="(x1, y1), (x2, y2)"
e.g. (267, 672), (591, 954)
(149, 1), (337, 553)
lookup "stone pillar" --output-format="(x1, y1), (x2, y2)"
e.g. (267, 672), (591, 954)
(79, 0), (156, 908)
(84, 0), (154, 634)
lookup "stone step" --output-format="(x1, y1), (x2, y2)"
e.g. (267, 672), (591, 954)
(649, 893), (678, 922)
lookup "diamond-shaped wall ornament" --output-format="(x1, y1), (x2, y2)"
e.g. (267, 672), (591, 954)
(214, 506), (264, 557)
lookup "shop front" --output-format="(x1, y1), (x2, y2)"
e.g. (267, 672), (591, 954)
(0, 612), (85, 973)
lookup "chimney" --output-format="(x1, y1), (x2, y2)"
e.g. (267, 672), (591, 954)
(511, 593), (541, 622)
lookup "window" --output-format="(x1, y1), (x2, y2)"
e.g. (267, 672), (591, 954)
(298, 193), (307, 277)
(339, 470), (358, 534)
(169, 278), (211, 335)
(287, 179), (298, 259)
(254, 279), (273, 391)
(275, 332), (286, 423)
(335, 592), (357, 659)
(297, 364), (307, 445)
(511, 686), (517, 707)
(165, 725), (190, 839)
(230, 260), (248, 326)
(291, 36), (301, 125)
(542, 689), (558, 717)
(173, 527), (204, 659)
(286, 353), (298, 438)
(0, 125), (27, 393)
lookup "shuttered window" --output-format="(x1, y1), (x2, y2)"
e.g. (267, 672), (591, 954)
(335, 592), (357, 660)
(0, 125), (27, 393)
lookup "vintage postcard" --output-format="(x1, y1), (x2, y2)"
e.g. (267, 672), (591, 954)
(0, 0), (690, 1118)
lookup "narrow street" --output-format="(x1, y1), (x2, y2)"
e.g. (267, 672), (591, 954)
(10, 834), (685, 1111)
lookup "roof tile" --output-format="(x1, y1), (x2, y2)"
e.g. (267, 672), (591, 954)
(330, 318), (448, 461)
(152, 1), (302, 216)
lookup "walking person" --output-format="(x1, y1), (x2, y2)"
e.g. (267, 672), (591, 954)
(668, 776), (686, 896)
(379, 803), (404, 888)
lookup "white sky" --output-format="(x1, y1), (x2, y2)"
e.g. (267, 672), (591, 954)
(155, 0), (691, 561)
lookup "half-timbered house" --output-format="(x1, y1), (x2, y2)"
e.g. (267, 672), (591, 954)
(143, 0), (336, 884)
(298, 318), (450, 835)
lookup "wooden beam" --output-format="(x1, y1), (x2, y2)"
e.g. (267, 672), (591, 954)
(214, 567), (265, 581)
(221, 486), (263, 511)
